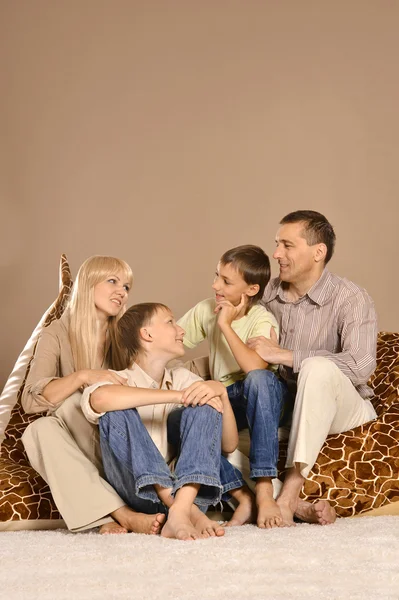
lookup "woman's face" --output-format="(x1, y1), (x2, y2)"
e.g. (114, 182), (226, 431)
(94, 272), (131, 320)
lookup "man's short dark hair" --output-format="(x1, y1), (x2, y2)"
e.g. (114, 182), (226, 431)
(280, 210), (336, 264)
(220, 245), (270, 310)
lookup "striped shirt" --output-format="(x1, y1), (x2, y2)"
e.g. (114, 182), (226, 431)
(261, 269), (377, 399)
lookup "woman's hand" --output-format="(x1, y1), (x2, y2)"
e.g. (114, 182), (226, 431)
(80, 369), (128, 388)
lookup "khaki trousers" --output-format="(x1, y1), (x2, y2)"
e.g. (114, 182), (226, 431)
(22, 392), (125, 531)
(286, 357), (377, 478)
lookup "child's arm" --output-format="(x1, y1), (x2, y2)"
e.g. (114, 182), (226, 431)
(89, 384), (184, 414)
(215, 295), (269, 373)
(182, 380), (239, 453)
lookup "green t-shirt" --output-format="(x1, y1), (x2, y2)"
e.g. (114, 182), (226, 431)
(178, 298), (279, 387)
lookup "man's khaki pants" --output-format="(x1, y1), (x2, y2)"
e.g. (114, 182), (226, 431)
(286, 357), (377, 478)
(22, 392), (125, 531)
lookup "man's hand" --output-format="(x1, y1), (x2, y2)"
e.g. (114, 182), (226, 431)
(181, 380), (226, 412)
(247, 328), (294, 367)
(214, 294), (247, 328)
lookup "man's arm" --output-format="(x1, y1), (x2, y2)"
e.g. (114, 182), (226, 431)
(291, 296), (377, 385)
(249, 292), (377, 386)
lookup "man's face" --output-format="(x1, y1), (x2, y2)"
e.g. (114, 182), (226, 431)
(273, 222), (322, 285)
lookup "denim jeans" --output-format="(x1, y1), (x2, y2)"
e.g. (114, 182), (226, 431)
(99, 404), (223, 512)
(167, 370), (289, 496)
(226, 369), (288, 480)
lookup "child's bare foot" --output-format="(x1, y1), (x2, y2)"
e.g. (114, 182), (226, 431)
(224, 486), (257, 527)
(190, 506), (225, 538)
(99, 521), (128, 535)
(161, 505), (202, 541)
(256, 479), (283, 529)
(112, 506), (166, 535)
(295, 499), (336, 525)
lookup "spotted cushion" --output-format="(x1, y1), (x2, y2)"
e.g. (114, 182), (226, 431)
(290, 332), (399, 516)
(0, 255), (72, 529)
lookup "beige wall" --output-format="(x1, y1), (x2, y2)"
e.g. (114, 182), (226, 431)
(1, 0), (398, 388)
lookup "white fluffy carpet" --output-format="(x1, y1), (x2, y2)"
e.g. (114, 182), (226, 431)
(0, 516), (398, 600)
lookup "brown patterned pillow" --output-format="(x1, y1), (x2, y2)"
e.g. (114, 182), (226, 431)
(0, 255), (72, 530)
(279, 332), (399, 517)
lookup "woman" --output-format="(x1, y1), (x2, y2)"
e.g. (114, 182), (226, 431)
(22, 256), (164, 534)
(81, 302), (239, 540)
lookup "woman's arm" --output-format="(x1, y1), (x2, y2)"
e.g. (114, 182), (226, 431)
(42, 370), (128, 407)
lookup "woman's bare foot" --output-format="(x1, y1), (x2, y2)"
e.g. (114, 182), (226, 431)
(256, 479), (283, 529)
(99, 521), (128, 535)
(295, 499), (336, 525)
(112, 506), (166, 535)
(161, 505), (202, 541)
(190, 506), (225, 538)
(224, 486), (257, 527)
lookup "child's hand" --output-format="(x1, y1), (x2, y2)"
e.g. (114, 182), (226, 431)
(181, 380), (225, 407)
(214, 294), (247, 327)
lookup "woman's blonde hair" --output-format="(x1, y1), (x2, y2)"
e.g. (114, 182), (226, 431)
(67, 255), (133, 371)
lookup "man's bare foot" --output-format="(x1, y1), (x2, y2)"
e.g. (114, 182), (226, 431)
(275, 497), (297, 527)
(295, 499), (336, 525)
(256, 479), (283, 529)
(99, 521), (128, 535)
(190, 506), (225, 538)
(161, 505), (202, 541)
(112, 506), (166, 535)
(224, 486), (257, 527)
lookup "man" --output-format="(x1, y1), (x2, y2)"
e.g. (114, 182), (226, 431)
(248, 210), (377, 526)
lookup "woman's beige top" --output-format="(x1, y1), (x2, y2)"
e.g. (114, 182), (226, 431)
(22, 313), (76, 414)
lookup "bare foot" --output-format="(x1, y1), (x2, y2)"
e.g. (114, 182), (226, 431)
(190, 506), (225, 538)
(256, 479), (283, 529)
(224, 486), (257, 527)
(99, 521), (128, 535)
(295, 499), (336, 525)
(161, 505), (202, 541)
(275, 497), (297, 527)
(112, 506), (166, 535)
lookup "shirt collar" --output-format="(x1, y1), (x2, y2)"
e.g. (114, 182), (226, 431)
(131, 362), (173, 390)
(266, 269), (333, 306)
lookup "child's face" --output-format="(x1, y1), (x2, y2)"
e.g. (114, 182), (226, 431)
(212, 262), (254, 307)
(145, 308), (185, 358)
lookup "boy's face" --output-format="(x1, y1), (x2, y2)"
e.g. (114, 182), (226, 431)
(212, 262), (257, 307)
(144, 308), (186, 358)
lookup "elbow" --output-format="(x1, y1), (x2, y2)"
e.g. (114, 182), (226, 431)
(90, 387), (109, 413)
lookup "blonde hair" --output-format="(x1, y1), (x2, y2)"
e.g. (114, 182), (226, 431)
(67, 256), (133, 371)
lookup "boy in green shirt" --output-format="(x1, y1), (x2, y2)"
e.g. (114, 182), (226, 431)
(174, 245), (288, 529)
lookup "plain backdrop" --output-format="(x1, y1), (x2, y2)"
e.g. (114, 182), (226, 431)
(1, 0), (398, 388)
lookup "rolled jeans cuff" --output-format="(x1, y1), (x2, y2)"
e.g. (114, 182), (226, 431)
(173, 474), (222, 507)
(222, 477), (246, 496)
(250, 468), (277, 479)
(136, 474), (173, 503)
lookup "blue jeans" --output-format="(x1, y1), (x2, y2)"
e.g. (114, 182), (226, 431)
(226, 369), (288, 480)
(99, 404), (223, 512)
(167, 371), (289, 496)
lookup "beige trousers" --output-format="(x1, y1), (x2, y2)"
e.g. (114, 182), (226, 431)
(286, 357), (377, 478)
(22, 392), (125, 531)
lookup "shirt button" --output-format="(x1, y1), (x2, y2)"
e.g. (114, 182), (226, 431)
(290, 329), (294, 333)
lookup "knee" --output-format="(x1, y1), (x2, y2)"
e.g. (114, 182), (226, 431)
(243, 369), (278, 391)
(22, 416), (56, 441)
(299, 357), (339, 383)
